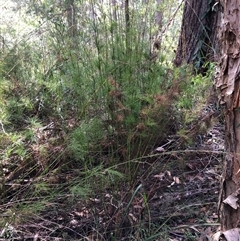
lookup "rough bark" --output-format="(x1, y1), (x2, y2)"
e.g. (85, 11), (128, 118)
(215, 0), (240, 231)
(174, 0), (219, 69)
(175, 0), (240, 233)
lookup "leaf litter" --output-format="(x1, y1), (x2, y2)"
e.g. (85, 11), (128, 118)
(0, 117), (224, 240)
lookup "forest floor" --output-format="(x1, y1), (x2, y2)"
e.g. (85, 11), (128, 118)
(0, 111), (224, 241)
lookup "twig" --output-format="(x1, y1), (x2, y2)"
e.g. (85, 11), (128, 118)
(172, 223), (220, 230)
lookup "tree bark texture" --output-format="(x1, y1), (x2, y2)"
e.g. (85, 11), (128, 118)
(215, 0), (240, 231)
(174, 0), (219, 69)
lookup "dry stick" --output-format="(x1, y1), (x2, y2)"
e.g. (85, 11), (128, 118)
(159, 0), (185, 37)
(172, 223), (220, 230)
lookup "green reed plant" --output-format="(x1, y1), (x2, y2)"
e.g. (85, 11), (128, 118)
(0, 1), (186, 237)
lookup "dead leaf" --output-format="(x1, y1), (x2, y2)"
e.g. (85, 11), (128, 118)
(223, 193), (239, 209)
(173, 176), (181, 184)
(211, 231), (221, 241)
(205, 169), (216, 174)
(89, 198), (101, 203)
(129, 213), (137, 223)
(133, 205), (143, 209)
(166, 170), (171, 177)
(168, 181), (175, 187)
(187, 163), (194, 169)
(196, 175), (204, 182)
(155, 146), (165, 152)
(223, 228), (240, 241)
(105, 193), (112, 198)
(154, 173), (165, 180)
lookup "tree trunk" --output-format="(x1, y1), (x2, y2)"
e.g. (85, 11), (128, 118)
(111, 0), (117, 21)
(174, 0), (219, 70)
(175, 0), (240, 234)
(215, 0), (240, 231)
(65, 0), (77, 47)
(150, 0), (164, 61)
(125, 0), (130, 53)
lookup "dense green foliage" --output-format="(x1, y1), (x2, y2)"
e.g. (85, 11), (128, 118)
(0, 0), (215, 239)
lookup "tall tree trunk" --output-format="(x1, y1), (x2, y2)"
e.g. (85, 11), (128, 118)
(216, 0), (240, 231)
(174, 0), (219, 70)
(65, 0), (77, 47)
(125, 0), (130, 53)
(150, 0), (164, 61)
(111, 0), (117, 21)
(175, 0), (240, 234)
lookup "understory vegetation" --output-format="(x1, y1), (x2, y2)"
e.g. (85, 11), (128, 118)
(0, 1), (221, 240)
